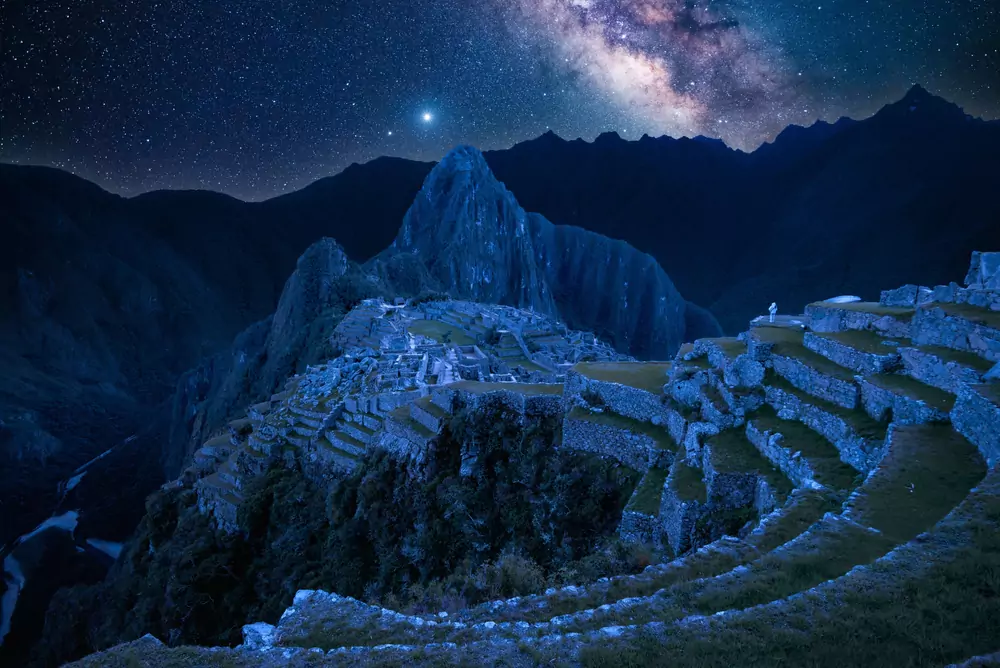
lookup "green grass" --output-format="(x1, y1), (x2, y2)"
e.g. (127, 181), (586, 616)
(389, 405), (436, 438)
(914, 344), (996, 373)
(706, 430), (793, 499)
(575, 474), (1000, 668)
(449, 380), (564, 396)
(815, 330), (907, 355)
(504, 355), (549, 372)
(413, 395), (448, 419)
(627, 468), (669, 514)
(927, 301), (1000, 330)
(848, 423), (986, 542)
(977, 383), (1000, 407)
(706, 337), (747, 359)
(671, 462), (706, 502)
(750, 406), (862, 491)
(702, 383), (729, 414)
(406, 319), (475, 346)
(572, 361), (672, 394)
(746, 487), (846, 553)
(808, 300), (916, 317)
(865, 372), (957, 412)
(568, 406), (676, 450)
(765, 371), (889, 442)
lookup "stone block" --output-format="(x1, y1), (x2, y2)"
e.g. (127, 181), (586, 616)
(951, 386), (1000, 467)
(857, 377), (951, 425)
(804, 332), (901, 375)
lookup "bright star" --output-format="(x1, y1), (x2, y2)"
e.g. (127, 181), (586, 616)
(387, 131), (393, 135)
(422, 112), (432, 122)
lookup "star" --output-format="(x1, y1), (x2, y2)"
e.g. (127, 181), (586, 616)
(422, 112), (433, 122)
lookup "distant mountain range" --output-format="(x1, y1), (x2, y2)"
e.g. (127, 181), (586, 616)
(1, 84), (998, 663)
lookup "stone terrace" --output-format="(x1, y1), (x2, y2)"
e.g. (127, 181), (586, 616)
(82, 252), (1000, 667)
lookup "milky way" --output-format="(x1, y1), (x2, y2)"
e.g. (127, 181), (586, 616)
(1, 0), (997, 199)
(509, 0), (796, 141)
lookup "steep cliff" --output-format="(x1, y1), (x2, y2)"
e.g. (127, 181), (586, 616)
(368, 146), (719, 359)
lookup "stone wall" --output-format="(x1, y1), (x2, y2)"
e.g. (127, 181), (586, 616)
(951, 386), (1000, 467)
(561, 413), (663, 472)
(804, 332), (901, 375)
(899, 346), (985, 394)
(682, 421), (719, 463)
(565, 371), (669, 423)
(618, 510), (659, 544)
(765, 385), (885, 473)
(805, 303), (913, 339)
(702, 443), (760, 511)
(910, 305), (1000, 363)
(857, 377), (951, 425)
(659, 466), (705, 554)
(745, 420), (816, 488)
(770, 353), (860, 409)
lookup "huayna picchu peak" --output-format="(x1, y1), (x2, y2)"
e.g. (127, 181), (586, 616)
(30, 249), (1000, 668)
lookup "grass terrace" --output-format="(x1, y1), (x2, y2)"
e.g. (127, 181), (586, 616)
(707, 337), (747, 359)
(755, 327), (858, 382)
(406, 319), (475, 346)
(914, 344), (996, 373)
(505, 356), (549, 372)
(977, 383), (1000, 407)
(413, 395), (448, 419)
(671, 461), (707, 503)
(765, 371), (889, 442)
(926, 301), (1000, 330)
(865, 372), (957, 413)
(627, 467), (669, 514)
(706, 430), (793, 499)
(847, 423), (986, 542)
(750, 406), (862, 491)
(573, 361), (672, 394)
(388, 405), (436, 439)
(814, 329), (907, 355)
(808, 300), (916, 318)
(449, 380), (564, 396)
(568, 406), (676, 451)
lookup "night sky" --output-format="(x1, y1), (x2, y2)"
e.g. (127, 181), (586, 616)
(2, 0), (997, 200)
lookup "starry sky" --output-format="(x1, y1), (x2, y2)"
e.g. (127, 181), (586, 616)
(2, 0), (997, 200)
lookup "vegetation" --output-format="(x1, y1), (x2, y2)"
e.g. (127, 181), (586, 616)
(37, 405), (640, 665)
(705, 430), (793, 499)
(750, 406), (862, 491)
(627, 468), (668, 514)
(670, 462), (706, 503)
(848, 423), (985, 542)
(815, 329), (906, 355)
(406, 319), (475, 346)
(929, 301), (1000, 329)
(866, 372), (957, 412)
(572, 362), (672, 394)
(915, 344), (996, 373)
(764, 371), (889, 442)
(567, 406), (676, 450)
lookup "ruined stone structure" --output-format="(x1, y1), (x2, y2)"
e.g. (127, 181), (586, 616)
(90, 251), (998, 667)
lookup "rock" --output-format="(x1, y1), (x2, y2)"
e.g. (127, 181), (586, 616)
(986, 363), (1000, 382)
(880, 285), (922, 307)
(241, 622), (278, 651)
(366, 145), (716, 359)
(965, 251), (1000, 289)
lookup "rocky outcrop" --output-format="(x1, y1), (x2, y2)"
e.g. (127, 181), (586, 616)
(367, 146), (720, 359)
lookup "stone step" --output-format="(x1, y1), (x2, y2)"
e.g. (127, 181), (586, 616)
(284, 434), (310, 448)
(288, 423), (318, 438)
(329, 430), (367, 456)
(951, 384), (1000, 467)
(751, 327), (860, 409)
(857, 373), (955, 424)
(310, 435), (362, 470)
(910, 302), (1000, 363)
(804, 301), (915, 338)
(410, 395), (447, 433)
(803, 330), (905, 374)
(898, 344), (993, 394)
(747, 405), (861, 492)
(842, 422), (986, 543)
(763, 371), (888, 473)
(703, 429), (793, 511)
(336, 420), (374, 444)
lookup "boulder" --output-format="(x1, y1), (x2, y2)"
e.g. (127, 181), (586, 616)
(965, 251), (1000, 290)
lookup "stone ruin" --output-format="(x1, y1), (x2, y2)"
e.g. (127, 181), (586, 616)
(131, 251), (1000, 666)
